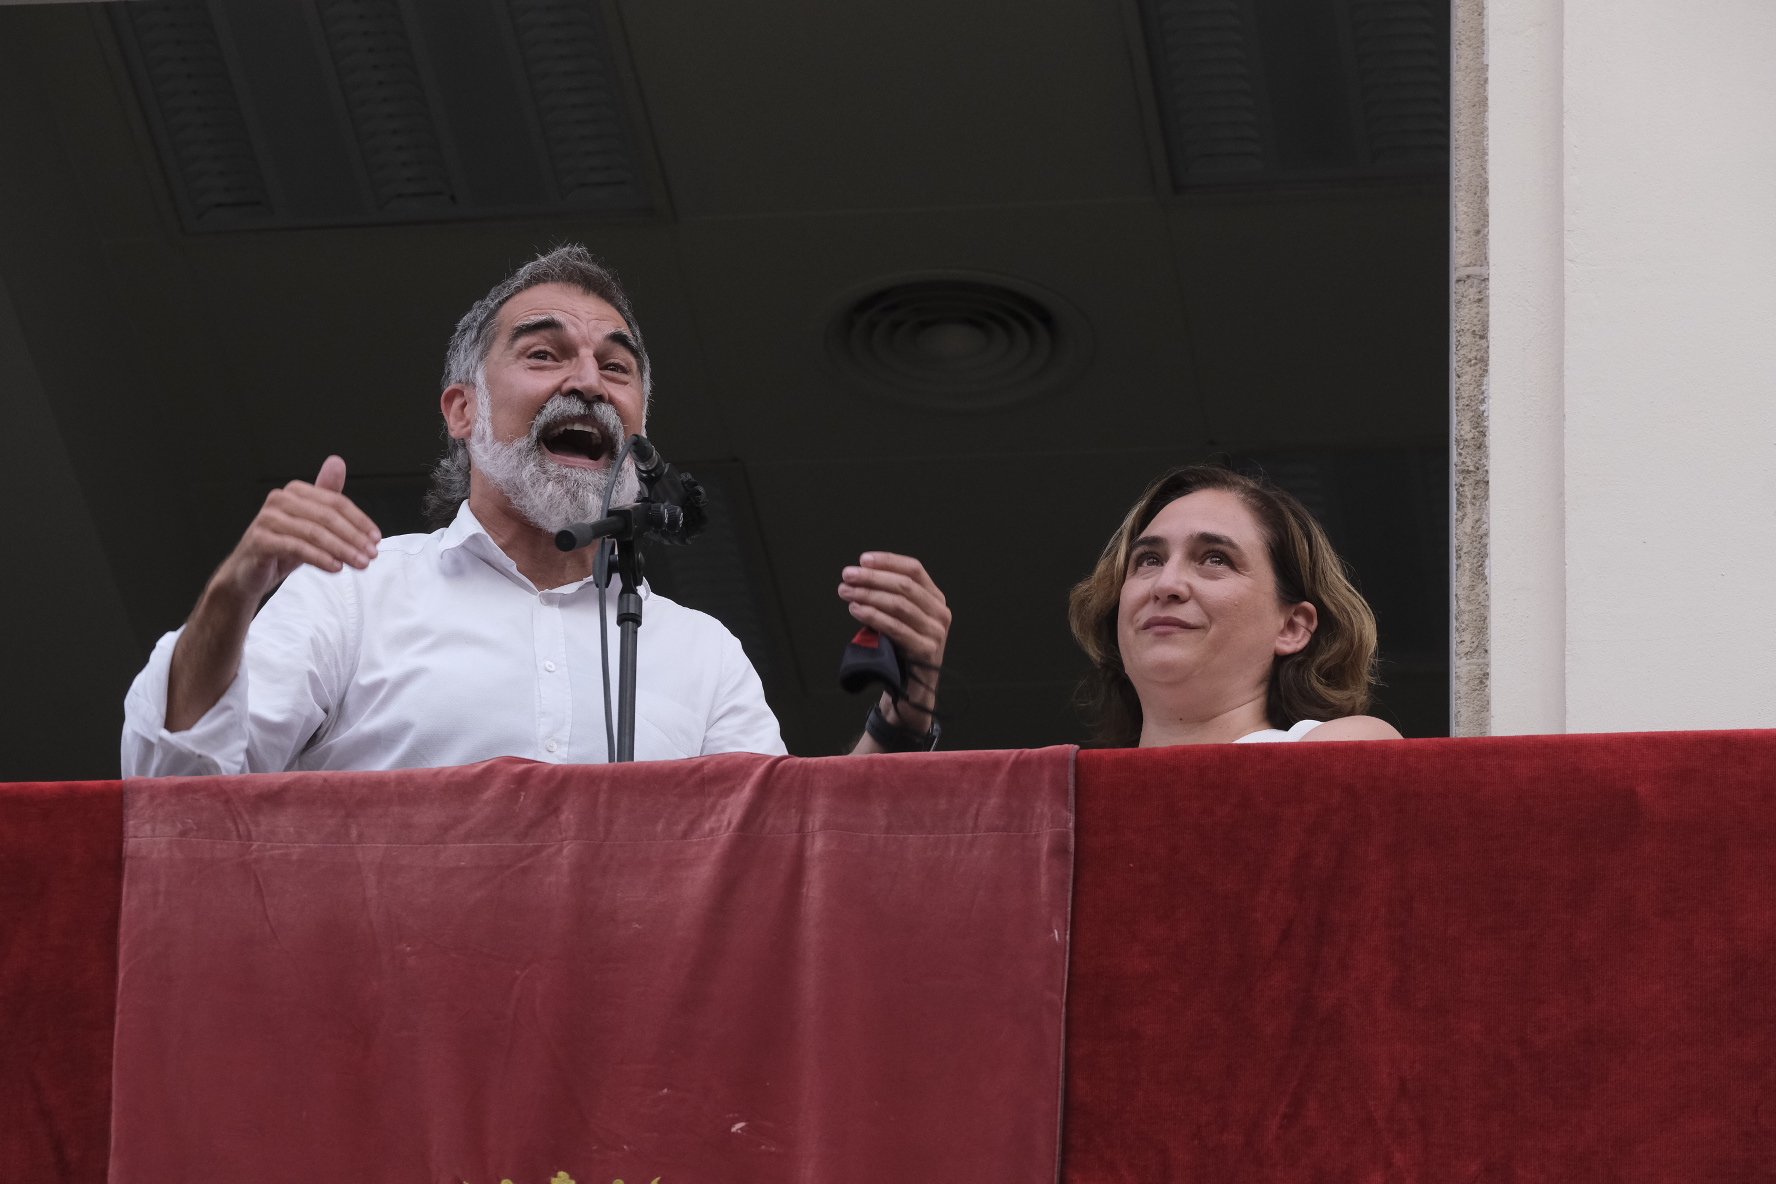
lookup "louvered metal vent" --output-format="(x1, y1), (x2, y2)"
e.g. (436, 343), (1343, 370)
(316, 0), (454, 210)
(1139, 0), (1447, 188)
(508, 0), (642, 205)
(110, 0), (650, 231)
(120, 1), (269, 225)
(828, 275), (1090, 410)
(1349, 0), (1448, 165)
(1147, 0), (1264, 177)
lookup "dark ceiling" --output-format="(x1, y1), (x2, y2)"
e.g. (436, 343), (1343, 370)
(0, 0), (1449, 780)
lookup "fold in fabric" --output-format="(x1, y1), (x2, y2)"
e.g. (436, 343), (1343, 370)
(110, 749), (1074, 1184)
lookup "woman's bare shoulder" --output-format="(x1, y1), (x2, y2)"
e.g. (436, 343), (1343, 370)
(1302, 715), (1404, 742)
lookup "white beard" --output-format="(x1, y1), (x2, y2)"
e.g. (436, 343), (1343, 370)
(467, 391), (641, 532)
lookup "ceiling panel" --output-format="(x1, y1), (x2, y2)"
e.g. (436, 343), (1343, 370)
(616, 0), (1158, 216)
(669, 202), (1208, 461)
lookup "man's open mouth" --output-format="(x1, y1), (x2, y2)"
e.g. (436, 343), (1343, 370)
(540, 421), (609, 464)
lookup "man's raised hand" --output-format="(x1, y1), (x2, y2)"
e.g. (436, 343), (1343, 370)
(213, 455), (382, 604)
(164, 456), (380, 732)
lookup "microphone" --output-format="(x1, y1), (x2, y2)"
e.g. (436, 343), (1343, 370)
(838, 627), (905, 697)
(626, 435), (707, 544)
(630, 434), (670, 488)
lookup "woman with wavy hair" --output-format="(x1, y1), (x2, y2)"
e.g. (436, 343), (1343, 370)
(1069, 465), (1401, 746)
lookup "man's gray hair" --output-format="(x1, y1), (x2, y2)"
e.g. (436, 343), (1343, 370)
(423, 245), (650, 527)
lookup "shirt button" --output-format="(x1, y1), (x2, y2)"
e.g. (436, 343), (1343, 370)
(543, 660), (557, 673)
(545, 739), (559, 753)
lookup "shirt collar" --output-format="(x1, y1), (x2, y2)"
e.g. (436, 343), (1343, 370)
(439, 500), (649, 598)
(438, 498), (488, 554)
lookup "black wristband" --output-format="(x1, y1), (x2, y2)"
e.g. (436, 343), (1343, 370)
(865, 703), (941, 753)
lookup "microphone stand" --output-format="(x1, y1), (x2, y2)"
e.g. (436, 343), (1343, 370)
(610, 535), (643, 763)
(555, 502), (681, 763)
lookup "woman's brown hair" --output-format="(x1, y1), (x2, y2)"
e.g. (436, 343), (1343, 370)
(1067, 465), (1380, 747)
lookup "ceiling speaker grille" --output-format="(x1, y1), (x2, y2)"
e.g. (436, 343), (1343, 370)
(316, 0), (455, 210)
(507, 0), (642, 203)
(829, 276), (1089, 410)
(1349, 0), (1448, 165)
(120, 1), (270, 224)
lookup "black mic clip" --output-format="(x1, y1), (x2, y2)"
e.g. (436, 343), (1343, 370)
(629, 435), (707, 544)
(554, 435), (710, 552)
(554, 502), (686, 553)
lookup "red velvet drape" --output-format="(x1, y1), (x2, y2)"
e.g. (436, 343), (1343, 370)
(108, 750), (1072, 1183)
(1064, 731), (1776, 1181)
(0, 781), (122, 1184)
(6, 731), (1776, 1182)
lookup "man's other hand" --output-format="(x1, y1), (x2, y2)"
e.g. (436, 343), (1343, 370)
(838, 552), (950, 743)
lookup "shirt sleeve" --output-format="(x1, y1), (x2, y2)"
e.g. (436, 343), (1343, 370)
(119, 567), (360, 777)
(698, 628), (787, 757)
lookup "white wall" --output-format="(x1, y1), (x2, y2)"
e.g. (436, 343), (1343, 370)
(1477, 0), (1776, 732)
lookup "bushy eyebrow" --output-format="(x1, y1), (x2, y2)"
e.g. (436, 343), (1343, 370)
(507, 317), (643, 369)
(605, 329), (644, 366)
(508, 314), (565, 344)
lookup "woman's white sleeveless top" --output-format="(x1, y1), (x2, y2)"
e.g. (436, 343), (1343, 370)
(1234, 719), (1324, 743)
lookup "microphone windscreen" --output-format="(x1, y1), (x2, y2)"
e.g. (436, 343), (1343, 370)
(838, 628), (904, 696)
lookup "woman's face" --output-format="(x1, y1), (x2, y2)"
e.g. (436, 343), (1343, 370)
(1115, 489), (1315, 709)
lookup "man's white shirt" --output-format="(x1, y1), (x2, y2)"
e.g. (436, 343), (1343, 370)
(122, 502), (786, 776)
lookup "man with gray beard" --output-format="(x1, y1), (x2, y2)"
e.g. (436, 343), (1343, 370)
(121, 246), (950, 774)
(468, 392), (640, 533)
